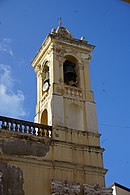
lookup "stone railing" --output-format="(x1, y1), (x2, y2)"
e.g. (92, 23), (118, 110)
(0, 116), (52, 138)
(64, 85), (82, 99)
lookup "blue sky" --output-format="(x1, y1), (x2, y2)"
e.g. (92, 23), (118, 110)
(0, 0), (130, 188)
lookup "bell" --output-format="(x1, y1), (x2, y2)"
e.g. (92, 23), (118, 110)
(64, 61), (76, 83)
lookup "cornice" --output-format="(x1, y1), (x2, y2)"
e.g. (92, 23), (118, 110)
(50, 33), (95, 51)
(51, 139), (104, 154)
(0, 155), (107, 174)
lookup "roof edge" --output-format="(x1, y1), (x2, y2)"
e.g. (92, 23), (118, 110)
(110, 182), (130, 192)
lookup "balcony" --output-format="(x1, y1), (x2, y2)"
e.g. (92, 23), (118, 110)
(64, 85), (82, 100)
(0, 116), (52, 138)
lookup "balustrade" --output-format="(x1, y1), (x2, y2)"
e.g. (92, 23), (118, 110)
(0, 116), (52, 138)
(64, 85), (82, 99)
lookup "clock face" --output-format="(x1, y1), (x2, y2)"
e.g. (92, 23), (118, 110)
(43, 82), (49, 92)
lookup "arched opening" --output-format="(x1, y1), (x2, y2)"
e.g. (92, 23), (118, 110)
(63, 55), (78, 87)
(41, 109), (48, 125)
(65, 55), (78, 64)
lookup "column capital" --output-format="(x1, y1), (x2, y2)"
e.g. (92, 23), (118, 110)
(77, 63), (84, 70)
(34, 64), (42, 76)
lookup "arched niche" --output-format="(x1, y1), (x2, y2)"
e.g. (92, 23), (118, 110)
(41, 109), (48, 125)
(63, 55), (79, 87)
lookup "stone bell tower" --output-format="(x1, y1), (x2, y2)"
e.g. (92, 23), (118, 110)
(32, 25), (112, 194)
(32, 26), (98, 133)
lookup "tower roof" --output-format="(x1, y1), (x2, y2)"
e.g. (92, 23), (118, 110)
(32, 26), (95, 68)
(55, 26), (74, 39)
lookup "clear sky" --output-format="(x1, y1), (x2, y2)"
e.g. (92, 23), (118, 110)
(0, 0), (130, 188)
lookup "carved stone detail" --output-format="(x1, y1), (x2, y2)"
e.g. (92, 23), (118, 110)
(51, 180), (112, 195)
(35, 63), (42, 75)
(83, 184), (112, 195)
(51, 179), (80, 195)
(53, 44), (65, 56)
(56, 26), (74, 39)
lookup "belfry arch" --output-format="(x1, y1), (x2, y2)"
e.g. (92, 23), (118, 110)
(63, 55), (79, 87)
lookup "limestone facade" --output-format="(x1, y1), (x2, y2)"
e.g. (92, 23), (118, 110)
(31, 26), (108, 193)
(0, 26), (111, 194)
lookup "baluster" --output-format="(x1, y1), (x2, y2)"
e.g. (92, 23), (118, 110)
(65, 88), (67, 94)
(19, 123), (22, 133)
(23, 125), (27, 133)
(46, 128), (49, 138)
(15, 123), (18, 132)
(49, 128), (52, 138)
(76, 90), (79, 97)
(68, 88), (70, 96)
(6, 121), (9, 130)
(28, 125), (32, 134)
(38, 127), (42, 136)
(37, 127), (40, 136)
(1, 120), (5, 129)
(10, 122), (14, 131)
(70, 88), (72, 96)
(72, 89), (75, 96)
(42, 127), (45, 137)
(32, 126), (36, 135)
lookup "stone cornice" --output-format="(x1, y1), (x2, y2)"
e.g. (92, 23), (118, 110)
(31, 31), (95, 70)
(52, 160), (107, 174)
(53, 126), (100, 138)
(50, 33), (95, 52)
(0, 155), (107, 174)
(51, 139), (104, 154)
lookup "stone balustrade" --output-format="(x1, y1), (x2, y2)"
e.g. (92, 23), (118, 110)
(0, 116), (52, 138)
(64, 85), (82, 99)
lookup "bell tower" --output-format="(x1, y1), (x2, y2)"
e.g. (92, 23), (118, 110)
(31, 25), (110, 194)
(32, 26), (98, 133)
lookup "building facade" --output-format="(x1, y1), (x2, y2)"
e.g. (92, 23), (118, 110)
(0, 26), (112, 194)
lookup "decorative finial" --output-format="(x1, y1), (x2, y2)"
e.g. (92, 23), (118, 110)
(58, 17), (62, 27)
(80, 36), (87, 43)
